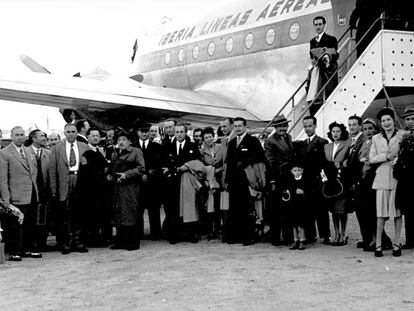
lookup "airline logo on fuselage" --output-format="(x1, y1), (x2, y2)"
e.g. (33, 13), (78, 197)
(158, 0), (330, 46)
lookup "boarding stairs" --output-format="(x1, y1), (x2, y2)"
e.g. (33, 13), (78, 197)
(263, 15), (414, 140)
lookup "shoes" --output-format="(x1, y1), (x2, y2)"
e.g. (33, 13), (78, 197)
(110, 244), (125, 250)
(298, 241), (306, 250)
(189, 235), (199, 244)
(363, 244), (376, 252)
(271, 240), (284, 246)
(242, 239), (255, 246)
(289, 241), (299, 250)
(21, 252), (42, 258)
(337, 236), (348, 246)
(126, 244), (140, 251)
(402, 243), (414, 250)
(73, 246), (89, 253)
(61, 246), (71, 255)
(306, 238), (317, 244)
(356, 241), (365, 249)
(392, 243), (402, 257)
(9, 254), (22, 261)
(331, 241), (338, 246)
(322, 238), (331, 245)
(169, 239), (178, 245)
(374, 245), (383, 257)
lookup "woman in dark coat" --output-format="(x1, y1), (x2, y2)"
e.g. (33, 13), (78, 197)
(109, 131), (145, 251)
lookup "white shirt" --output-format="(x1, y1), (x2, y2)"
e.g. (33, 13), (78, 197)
(351, 132), (363, 145)
(176, 140), (185, 155)
(316, 31), (325, 42)
(12, 142), (26, 158)
(32, 146), (41, 158)
(307, 134), (316, 144)
(66, 140), (79, 171)
(78, 133), (87, 142)
(139, 139), (149, 150)
(236, 132), (247, 146)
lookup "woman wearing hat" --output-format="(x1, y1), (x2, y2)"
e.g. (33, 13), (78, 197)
(369, 107), (406, 257)
(109, 130), (145, 251)
(323, 122), (350, 246)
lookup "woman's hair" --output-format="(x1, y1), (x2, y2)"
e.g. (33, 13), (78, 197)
(363, 118), (379, 132)
(327, 121), (349, 141)
(201, 127), (215, 140)
(377, 107), (395, 121)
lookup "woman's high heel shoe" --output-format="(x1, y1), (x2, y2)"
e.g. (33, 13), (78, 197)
(375, 245), (383, 257)
(337, 236), (348, 246)
(392, 243), (402, 257)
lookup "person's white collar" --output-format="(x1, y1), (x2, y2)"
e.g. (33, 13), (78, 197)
(352, 131), (363, 142)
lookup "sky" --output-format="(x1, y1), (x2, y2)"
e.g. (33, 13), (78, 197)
(0, 0), (222, 136)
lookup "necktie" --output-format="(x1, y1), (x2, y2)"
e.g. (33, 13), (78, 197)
(236, 136), (241, 147)
(36, 150), (44, 189)
(69, 143), (76, 167)
(178, 143), (183, 155)
(19, 147), (26, 160)
(36, 149), (41, 160)
(142, 141), (146, 151)
(307, 138), (311, 145)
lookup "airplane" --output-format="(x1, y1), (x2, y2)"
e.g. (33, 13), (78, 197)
(0, 0), (358, 132)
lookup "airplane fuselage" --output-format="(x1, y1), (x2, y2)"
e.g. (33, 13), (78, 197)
(134, 0), (354, 120)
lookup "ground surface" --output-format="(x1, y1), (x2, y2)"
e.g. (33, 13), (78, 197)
(1, 213), (414, 311)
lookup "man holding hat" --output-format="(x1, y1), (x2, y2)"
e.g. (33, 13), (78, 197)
(394, 105), (414, 249)
(264, 114), (297, 245)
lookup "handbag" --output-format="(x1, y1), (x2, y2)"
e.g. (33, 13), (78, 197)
(322, 178), (344, 199)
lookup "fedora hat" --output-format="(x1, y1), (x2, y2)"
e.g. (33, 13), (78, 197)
(272, 114), (291, 127)
(401, 105), (414, 119)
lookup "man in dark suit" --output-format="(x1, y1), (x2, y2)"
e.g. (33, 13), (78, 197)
(49, 123), (90, 254)
(163, 123), (200, 244)
(308, 16), (339, 115)
(75, 119), (90, 144)
(26, 129), (52, 252)
(225, 117), (265, 246)
(298, 116), (330, 244)
(136, 123), (163, 240)
(264, 115), (296, 246)
(345, 115), (371, 249)
(160, 118), (177, 236)
(0, 126), (40, 261)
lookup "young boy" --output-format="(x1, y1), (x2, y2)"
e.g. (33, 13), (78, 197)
(282, 161), (308, 250)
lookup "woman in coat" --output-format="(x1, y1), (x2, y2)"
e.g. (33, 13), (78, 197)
(369, 108), (405, 257)
(109, 130), (145, 251)
(323, 122), (350, 246)
(200, 127), (224, 240)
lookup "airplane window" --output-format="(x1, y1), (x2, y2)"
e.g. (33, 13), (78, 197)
(289, 22), (300, 41)
(245, 33), (254, 49)
(208, 41), (216, 56)
(192, 45), (199, 60)
(178, 49), (184, 62)
(165, 51), (171, 65)
(225, 37), (234, 53)
(266, 28), (276, 45)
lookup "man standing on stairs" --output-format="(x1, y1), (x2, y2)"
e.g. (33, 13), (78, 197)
(306, 16), (339, 116)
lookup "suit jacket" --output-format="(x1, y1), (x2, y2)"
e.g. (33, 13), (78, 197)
(299, 135), (329, 180)
(264, 133), (296, 182)
(369, 130), (405, 190)
(164, 136), (200, 175)
(137, 140), (163, 175)
(226, 133), (265, 186)
(49, 140), (90, 201)
(345, 133), (366, 184)
(0, 144), (39, 205)
(310, 32), (338, 60)
(324, 140), (350, 179)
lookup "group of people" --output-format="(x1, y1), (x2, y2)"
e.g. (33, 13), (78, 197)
(1, 103), (413, 262)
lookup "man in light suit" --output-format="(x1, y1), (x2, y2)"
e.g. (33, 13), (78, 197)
(0, 126), (39, 261)
(27, 129), (52, 252)
(49, 123), (90, 254)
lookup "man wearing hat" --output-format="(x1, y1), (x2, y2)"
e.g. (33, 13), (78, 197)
(264, 114), (297, 245)
(394, 105), (414, 249)
(136, 122), (163, 240)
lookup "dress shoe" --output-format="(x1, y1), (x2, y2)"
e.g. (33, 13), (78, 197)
(126, 244), (140, 251)
(374, 246), (383, 257)
(356, 241), (365, 249)
(28, 252), (42, 258)
(363, 244), (376, 252)
(298, 241), (306, 250)
(61, 246), (71, 255)
(9, 254), (22, 261)
(110, 244), (125, 250)
(402, 244), (414, 250)
(289, 241), (299, 250)
(242, 239), (255, 246)
(322, 238), (331, 245)
(73, 246), (89, 253)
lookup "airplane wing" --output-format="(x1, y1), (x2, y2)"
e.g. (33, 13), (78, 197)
(0, 72), (268, 129)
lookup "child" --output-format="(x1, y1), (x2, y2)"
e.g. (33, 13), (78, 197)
(282, 161), (308, 250)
